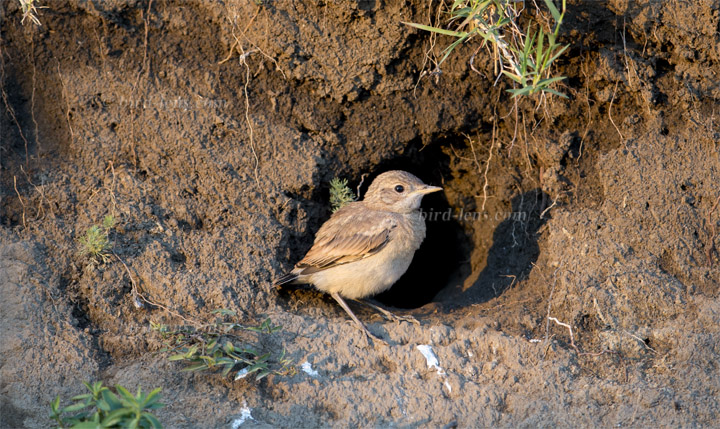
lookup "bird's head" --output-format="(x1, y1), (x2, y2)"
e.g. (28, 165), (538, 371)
(363, 170), (442, 213)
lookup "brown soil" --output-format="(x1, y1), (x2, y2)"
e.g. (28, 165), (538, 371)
(2, 0), (720, 427)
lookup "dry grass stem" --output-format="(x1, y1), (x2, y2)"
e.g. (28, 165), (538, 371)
(608, 80), (623, 143)
(13, 176), (27, 228)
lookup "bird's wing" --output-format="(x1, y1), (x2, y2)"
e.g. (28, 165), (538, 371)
(295, 205), (396, 274)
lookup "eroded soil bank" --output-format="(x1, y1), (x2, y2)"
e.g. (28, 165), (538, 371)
(2, 0), (720, 427)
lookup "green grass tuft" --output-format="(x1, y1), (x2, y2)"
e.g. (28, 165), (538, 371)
(50, 381), (164, 428)
(77, 215), (116, 264)
(404, 0), (569, 98)
(154, 313), (295, 381)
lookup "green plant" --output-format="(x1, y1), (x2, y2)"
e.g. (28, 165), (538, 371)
(78, 215), (116, 264)
(49, 381), (163, 429)
(154, 312), (294, 381)
(329, 177), (356, 212)
(404, 0), (568, 98)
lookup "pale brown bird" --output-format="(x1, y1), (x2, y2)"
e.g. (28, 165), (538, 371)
(275, 170), (442, 339)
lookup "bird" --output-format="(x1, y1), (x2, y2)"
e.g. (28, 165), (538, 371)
(275, 170), (442, 340)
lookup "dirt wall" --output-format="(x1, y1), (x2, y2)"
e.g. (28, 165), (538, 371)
(2, 0), (720, 427)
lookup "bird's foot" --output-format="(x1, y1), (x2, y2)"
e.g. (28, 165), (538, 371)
(361, 300), (421, 326)
(362, 328), (389, 347)
(331, 292), (389, 346)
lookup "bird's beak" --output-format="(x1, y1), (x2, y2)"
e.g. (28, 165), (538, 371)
(414, 185), (443, 195)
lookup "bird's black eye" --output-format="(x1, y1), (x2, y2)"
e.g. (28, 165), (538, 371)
(394, 185), (404, 193)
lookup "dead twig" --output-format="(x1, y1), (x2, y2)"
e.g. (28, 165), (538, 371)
(218, 6), (260, 65)
(539, 194), (558, 218)
(464, 133), (490, 211)
(30, 37), (40, 161)
(219, 5), (286, 79)
(548, 316), (579, 354)
(547, 316), (621, 358)
(236, 42), (260, 187)
(705, 194), (720, 265)
(103, 161), (120, 215)
(113, 251), (206, 328)
(507, 98), (519, 155)
(543, 271), (558, 343)
(623, 330), (656, 354)
(356, 173), (368, 199)
(56, 62), (75, 143)
(21, 164), (53, 219)
(575, 56), (593, 165)
(13, 176), (27, 228)
(482, 123), (497, 211)
(413, 0), (444, 97)
(608, 80), (624, 144)
(592, 297), (609, 327)
(539, 264), (618, 359)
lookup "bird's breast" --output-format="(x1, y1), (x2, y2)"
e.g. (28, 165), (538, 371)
(390, 211), (427, 251)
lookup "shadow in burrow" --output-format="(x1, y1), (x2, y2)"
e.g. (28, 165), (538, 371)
(432, 189), (548, 310)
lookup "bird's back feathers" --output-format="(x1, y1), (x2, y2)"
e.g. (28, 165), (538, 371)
(295, 203), (397, 274)
(273, 203), (399, 286)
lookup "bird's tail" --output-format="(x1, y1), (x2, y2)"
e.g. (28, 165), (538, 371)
(273, 272), (299, 288)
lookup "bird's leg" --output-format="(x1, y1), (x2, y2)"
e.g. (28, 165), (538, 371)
(358, 300), (420, 326)
(330, 292), (385, 341)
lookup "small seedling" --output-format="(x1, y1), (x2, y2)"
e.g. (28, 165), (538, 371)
(78, 215), (116, 264)
(154, 313), (294, 381)
(329, 177), (356, 212)
(49, 381), (163, 428)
